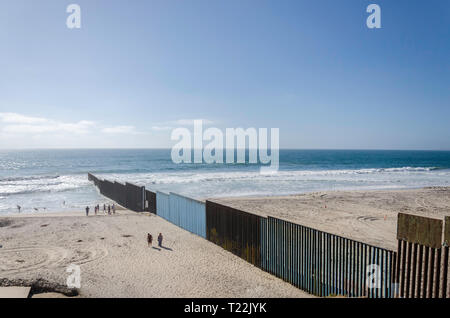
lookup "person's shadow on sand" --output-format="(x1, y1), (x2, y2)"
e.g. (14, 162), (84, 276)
(152, 247), (161, 251)
(160, 245), (173, 251)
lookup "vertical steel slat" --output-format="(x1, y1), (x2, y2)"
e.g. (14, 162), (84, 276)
(351, 241), (355, 297)
(442, 246), (449, 298)
(288, 222), (291, 284)
(348, 239), (352, 296)
(392, 251), (397, 298)
(384, 250), (389, 298)
(395, 241), (401, 297)
(410, 243), (417, 298)
(294, 224), (298, 288)
(355, 242), (360, 297)
(318, 230), (321, 296)
(333, 235), (338, 295)
(345, 239), (349, 296)
(289, 223), (293, 285)
(379, 248), (384, 298)
(416, 244), (423, 298)
(271, 218), (274, 275)
(306, 227), (310, 293)
(405, 242), (412, 298)
(370, 246), (374, 298)
(434, 247), (441, 298)
(340, 236), (343, 296)
(422, 246), (429, 298)
(318, 231), (322, 297)
(326, 233), (331, 296)
(302, 225), (306, 290)
(378, 248), (382, 298)
(361, 244), (367, 297)
(309, 226), (312, 294)
(428, 248), (435, 298)
(321, 232), (325, 296)
(368, 246), (373, 298)
(385, 251), (390, 298)
(292, 223), (295, 287)
(329, 234), (332, 296)
(400, 241), (407, 297)
(359, 242), (363, 297)
(277, 219), (281, 279)
(298, 225), (302, 289)
(283, 220), (286, 281)
(312, 229), (316, 295)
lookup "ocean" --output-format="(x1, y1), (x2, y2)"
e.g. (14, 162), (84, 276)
(1, 149), (450, 214)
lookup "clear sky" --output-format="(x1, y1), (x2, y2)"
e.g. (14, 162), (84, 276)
(0, 0), (449, 149)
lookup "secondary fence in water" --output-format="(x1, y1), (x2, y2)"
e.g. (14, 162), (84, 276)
(88, 173), (147, 212)
(88, 173), (449, 298)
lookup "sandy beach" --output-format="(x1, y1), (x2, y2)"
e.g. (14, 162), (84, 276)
(1, 187), (449, 297)
(0, 210), (311, 298)
(214, 187), (450, 251)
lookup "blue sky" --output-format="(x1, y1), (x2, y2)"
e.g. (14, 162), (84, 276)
(0, 0), (449, 149)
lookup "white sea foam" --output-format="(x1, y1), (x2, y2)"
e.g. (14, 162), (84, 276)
(1, 166), (449, 213)
(98, 166), (443, 186)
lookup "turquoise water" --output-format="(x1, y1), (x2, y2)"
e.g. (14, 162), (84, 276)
(1, 149), (450, 214)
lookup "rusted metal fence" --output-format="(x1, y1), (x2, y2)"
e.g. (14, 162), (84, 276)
(206, 201), (261, 267)
(261, 216), (396, 297)
(396, 213), (450, 298)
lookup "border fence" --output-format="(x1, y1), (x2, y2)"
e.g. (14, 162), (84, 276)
(206, 201), (261, 267)
(145, 190), (156, 214)
(170, 193), (206, 238)
(155, 191), (207, 238)
(87, 173), (149, 212)
(262, 216), (396, 297)
(88, 173), (450, 298)
(396, 213), (449, 298)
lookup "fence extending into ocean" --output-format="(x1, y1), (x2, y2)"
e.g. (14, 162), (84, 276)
(88, 173), (450, 298)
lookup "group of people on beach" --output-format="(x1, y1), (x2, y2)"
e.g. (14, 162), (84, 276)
(147, 233), (163, 248)
(85, 203), (116, 216)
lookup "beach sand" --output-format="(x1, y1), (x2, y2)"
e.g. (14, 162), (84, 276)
(214, 187), (450, 251)
(0, 210), (311, 298)
(1, 187), (449, 297)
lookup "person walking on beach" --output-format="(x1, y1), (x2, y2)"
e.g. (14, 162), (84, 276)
(103, 204), (106, 214)
(17, 205), (21, 213)
(157, 233), (163, 247)
(147, 233), (153, 247)
(112, 204), (116, 214)
(108, 205), (111, 215)
(94, 205), (98, 215)
(85, 206), (90, 216)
